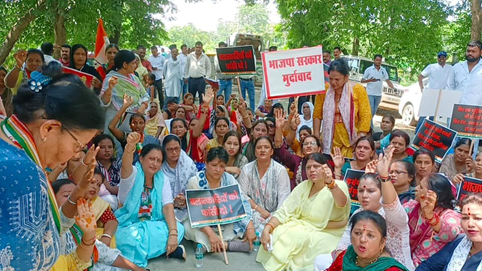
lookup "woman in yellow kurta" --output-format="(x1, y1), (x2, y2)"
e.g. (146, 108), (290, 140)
(257, 153), (350, 271)
(313, 59), (371, 158)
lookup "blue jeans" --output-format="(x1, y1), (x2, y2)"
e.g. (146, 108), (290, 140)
(368, 95), (382, 129)
(217, 79), (232, 102)
(240, 79), (255, 111)
(181, 79), (188, 97)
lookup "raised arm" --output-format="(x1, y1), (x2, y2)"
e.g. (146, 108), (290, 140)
(322, 164), (348, 208)
(238, 97), (252, 129)
(192, 87), (214, 138)
(108, 95), (134, 141)
(5, 50), (26, 89)
(274, 109), (287, 148)
(285, 113), (300, 147)
(121, 132), (141, 178)
(331, 147), (346, 180)
(100, 76), (118, 105)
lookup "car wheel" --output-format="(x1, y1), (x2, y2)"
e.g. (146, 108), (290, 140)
(402, 103), (417, 126)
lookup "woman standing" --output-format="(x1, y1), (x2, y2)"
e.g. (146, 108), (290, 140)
(100, 50), (150, 137)
(313, 59), (371, 158)
(238, 136), (291, 233)
(98, 44), (120, 80)
(325, 211), (409, 271)
(223, 131), (249, 178)
(0, 63), (105, 270)
(160, 135), (198, 220)
(439, 138), (475, 181)
(69, 44), (103, 92)
(298, 101), (314, 136)
(404, 174), (461, 266)
(116, 133), (185, 267)
(183, 148), (256, 253)
(414, 149), (436, 185)
(416, 193), (482, 270)
(0, 66), (13, 117)
(4, 49), (44, 94)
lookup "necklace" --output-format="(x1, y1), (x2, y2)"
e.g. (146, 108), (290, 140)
(356, 253), (382, 267)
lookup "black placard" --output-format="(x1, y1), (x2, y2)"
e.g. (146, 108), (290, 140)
(216, 46), (256, 74)
(450, 104), (482, 138)
(457, 177), (482, 201)
(412, 119), (457, 163)
(343, 169), (365, 202)
(185, 184), (246, 228)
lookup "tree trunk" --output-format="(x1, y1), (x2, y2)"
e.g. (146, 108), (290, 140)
(0, 0), (47, 65)
(110, 29), (121, 45)
(351, 37), (359, 56)
(53, 9), (67, 60)
(471, 0), (482, 41)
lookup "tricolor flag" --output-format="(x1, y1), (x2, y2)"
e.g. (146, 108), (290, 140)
(95, 18), (110, 79)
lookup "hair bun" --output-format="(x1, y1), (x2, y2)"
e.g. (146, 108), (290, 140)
(40, 62), (63, 78)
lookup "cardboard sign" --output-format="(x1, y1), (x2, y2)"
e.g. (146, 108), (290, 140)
(62, 66), (94, 88)
(216, 46), (256, 75)
(262, 46), (326, 99)
(186, 184), (246, 228)
(411, 119), (457, 163)
(450, 104), (482, 138)
(417, 89), (462, 118)
(344, 169), (365, 207)
(457, 176), (482, 202)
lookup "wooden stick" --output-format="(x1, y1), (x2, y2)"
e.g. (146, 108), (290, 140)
(469, 139), (475, 157)
(237, 76), (242, 98)
(217, 224), (229, 265)
(433, 89), (442, 124)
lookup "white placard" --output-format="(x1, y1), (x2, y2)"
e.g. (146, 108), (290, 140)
(262, 46), (326, 99)
(417, 89), (463, 118)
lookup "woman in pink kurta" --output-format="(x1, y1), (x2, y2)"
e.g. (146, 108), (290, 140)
(403, 173), (461, 266)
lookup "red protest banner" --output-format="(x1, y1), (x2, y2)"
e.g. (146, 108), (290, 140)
(62, 66), (94, 88)
(185, 184), (246, 228)
(412, 119), (458, 163)
(450, 104), (482, 138)
(261, 46), (326, 99)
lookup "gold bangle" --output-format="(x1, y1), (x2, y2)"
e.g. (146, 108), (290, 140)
(327, 181), (337, 189)
(125, 147), (136, 153)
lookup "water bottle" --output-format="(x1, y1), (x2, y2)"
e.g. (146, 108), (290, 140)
(195, 244), (204, 268)
(253, 232), (261, 252)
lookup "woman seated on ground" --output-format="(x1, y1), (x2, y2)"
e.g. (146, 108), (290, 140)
(333, 136), (376, 178)
(115, 133), (185, 267)
(257, 153), (350, 270)
(108, 95), (160, 162)
(325, 210), (409, 271)
(4, 49), (44, 94)
(174, 106), (187, 121)
(223, 131), (249, 178)
(238, 136), (291, 233)
(403, 173), (461, 266)
(255, 98), (273, 118)
(145, 101), (166, 139)
(440, 138), (475, 181)
(416, 193), (482, 271)
(180, 93), (197, 121)
(327, 147), (414, 270)
(183, 147), (256, 253)
(266, 102), (284, 118)
(274, 110), (323, 189)
(468, 152), (482, 180)
(49, 151), (86, 181)
(93, 134), (121, 195)
(52, 179), (146, 271)
(243, 119), (269, 162)
(206, 117), (230, 151)
(163, 97), (179, 120)
(389, 160), (416, 204)
(298, 101), (314, 135)
(374, 114), (396, 145)
(413, 148), (436, 186)
(389, 129), (414, 163)
(160, 134), (198, 221)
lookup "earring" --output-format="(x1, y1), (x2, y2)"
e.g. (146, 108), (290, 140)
(42, 137), (47, 142)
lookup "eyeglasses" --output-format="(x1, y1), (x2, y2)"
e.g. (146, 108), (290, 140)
(65, 129), (86, 152)
(389, 170), (407, 175)
(303, 142), (318, 147)
(166, 147), (180, 153)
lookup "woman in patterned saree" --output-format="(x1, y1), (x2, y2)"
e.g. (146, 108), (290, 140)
(0, 63), (105, 270)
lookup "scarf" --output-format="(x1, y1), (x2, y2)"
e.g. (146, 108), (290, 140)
(0, 115), (61, 232)
(342, 245), (409, 271)
(297, 102), (314, 140)
(250, 159), (279, 213)
(161, 150), (197, 196)
(115, 162), (165, 226)
(322, 81), (355, 154)
(447, 236), (482, 271)
(103, 71), (148, 111)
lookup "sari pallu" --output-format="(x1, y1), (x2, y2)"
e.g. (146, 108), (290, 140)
(339, 245), (409, 271)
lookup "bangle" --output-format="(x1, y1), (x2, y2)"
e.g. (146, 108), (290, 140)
(428, 214), (440, 227)
(254, 205), (259, 210)
(247, 227), (255, 231)
(242, 115), (249, 119)
(125, 146), (136, 153)
(15, 65), (22, 70)
(101, 234), (112, 239)
(169, 233), (178, 237)
(266, 223), (275, 233)
(67, 195), (77, 205)
(81, 157), (89, 167)
(169, 229), (178, 234)
(378, 175), (389, 183)
(82, 237), (96, 246)
(327, 180), (336, 189)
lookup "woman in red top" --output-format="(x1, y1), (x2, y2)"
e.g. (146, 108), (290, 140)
(325, 210), (408, 271)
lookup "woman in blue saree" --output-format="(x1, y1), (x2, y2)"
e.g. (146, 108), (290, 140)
(115, 132), (185, 267)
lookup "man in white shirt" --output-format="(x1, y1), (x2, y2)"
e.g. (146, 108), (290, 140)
(415, 51), (452, 132)
(184, 41), (211, 104)
(446, 41), (482, 106)
(149, 46), (166, 108)
(361, 54), (395, 128)
(163, 48), (182, 103)
(178, 44), (189, 97)
(41, 42), (60, 65)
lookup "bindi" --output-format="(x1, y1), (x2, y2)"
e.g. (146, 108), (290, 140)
(363, 185), (366, 189)
(468, 207), (471, 216)
(363, 224), (366, 232)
